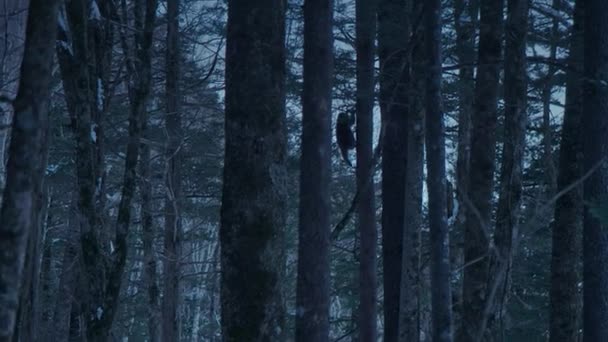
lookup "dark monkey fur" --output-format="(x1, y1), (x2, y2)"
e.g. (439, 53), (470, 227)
(336, 111), (356, 166)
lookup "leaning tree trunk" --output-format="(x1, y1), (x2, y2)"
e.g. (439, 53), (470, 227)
(162, 0), (182, 340)
(0, 0), (59, 339)
(356, 0), (378, 340)
(483, 0), (528, 336)
(549, 1), (584, 340)
(295, 0), (333, 341)
(377, 0), (410, 338)
(459, 0), (503, 340)
(424, 0), (453, 341)
(220, 0), (288, 340)
(582, 0), (608, 339)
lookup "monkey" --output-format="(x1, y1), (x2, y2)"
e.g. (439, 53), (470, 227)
(336, 111), (356, 167)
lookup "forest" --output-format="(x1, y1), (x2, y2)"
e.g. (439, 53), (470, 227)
(0, 0), (607, 341)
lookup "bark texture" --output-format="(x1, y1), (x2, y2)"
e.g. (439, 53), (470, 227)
(483, 0), (528, 336)
(549, 1), (584, 340)
(0, 0), (58, 339)
(582, 0), (608, 339)
(459, 0), (503, 340)
(377, 0), (410, 338)
(221, 0), (288, 340)
(424, 0), (453, 341)
(295, 0), (333, 340)
(162, 0), (182, 340)
(355, 0), (378, 340)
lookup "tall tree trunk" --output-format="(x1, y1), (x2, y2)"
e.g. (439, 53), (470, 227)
(549, 1), (584, 340)
(484, 0), (528, 336)
(582, 0), (608, 339)
(460, 0), (503, 340)
(220, 0), (288, 340)
(399, 3), (424, 339)
(452, 0), (477, 332)
(356, 0), (378, 340)
(295, 0), (333, 341)
(0, 0), (58, 339)
(424, 0), (453, 341)
(377, 0), (409, 338)
(162, 0), (182, 340)
(140, 134), (160, 342)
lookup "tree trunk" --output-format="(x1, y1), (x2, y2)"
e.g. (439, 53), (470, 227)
(424, 0), (453, 341)
(582, 0), (608, 339)
(377, 0), (409, 338)
(549, 1), (583, 340)
(452, 0), (477, 332)
(295, 0), (333, 341)
(56, 0), (158, 338)
(162, 0), (182, 340)
(460, 0), (503, 340)
(484, 0), (528, 336)
(356, 0), (378, 340)
(140, 134), (160, 342)
(399, 3), (424, 339)
(0, 0), (58, 339)
(220, 0), (288, 340)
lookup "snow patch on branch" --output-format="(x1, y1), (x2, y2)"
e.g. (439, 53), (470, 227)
(90, 0), (102, 21)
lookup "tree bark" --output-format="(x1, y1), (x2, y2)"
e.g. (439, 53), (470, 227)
(56, 0), (158, 338)
(399, 3), (424, 339)
(549, 1), (583, 340)
(460, 0), (503, 340)
(484, 0), (528, 336)
(377, 0), (409, 338)
(140, 134), (160, 342)
(162, 0), (182, 340)
(356, 0), (378, 340)
(582, 0), (608, 339)
(424, 0), (453, 341)
(221, 0), (288, 340)
(0, 0), (58, 339)
(452, 0), (477, 332)
(295, 0), (333, 341)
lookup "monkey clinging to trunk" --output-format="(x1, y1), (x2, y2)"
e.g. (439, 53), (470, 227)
(336, 111), (356, 167)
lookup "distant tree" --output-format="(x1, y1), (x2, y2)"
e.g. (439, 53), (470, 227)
(220, 0), (288, 339)
(460, 0), (503, 339)
(484, 0), (529, 335)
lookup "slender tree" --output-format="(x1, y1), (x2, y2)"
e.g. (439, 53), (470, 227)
(484, 0), (528, 335)
(56, 0), (158, 337)
(356, 0), (378, 339)
(549, 1), (583, 340)
(459, 0), (503, 339)
(582, 0), (608, 339)
(220, 0), (288, 340)
(399, 2), (424, 339)
(377, 0), (410, 337)
(0, 0), (59, 339)
(295, 0), (333, 340)
(424, 0), (453, 340)
(452, 0), (477, 330)
(162, 0), (182, 340)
